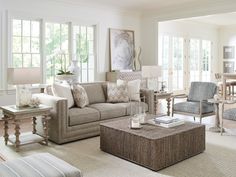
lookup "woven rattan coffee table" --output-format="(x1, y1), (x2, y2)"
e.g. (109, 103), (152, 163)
(100, 115), (205, 171)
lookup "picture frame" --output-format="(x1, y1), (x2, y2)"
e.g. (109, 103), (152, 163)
(223, 46), (235, 59)
(223, 61), (235, 73)
(109, 28), (135, 71)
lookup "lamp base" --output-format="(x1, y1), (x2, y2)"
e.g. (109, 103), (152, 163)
(16, 85), (32, 107)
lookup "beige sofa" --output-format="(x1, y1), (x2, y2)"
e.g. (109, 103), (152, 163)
(34, 82), (154, 144)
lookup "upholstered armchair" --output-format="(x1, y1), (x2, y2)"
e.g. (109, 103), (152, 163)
(172, 82), (217, 123)
(221, 100), (236, 134)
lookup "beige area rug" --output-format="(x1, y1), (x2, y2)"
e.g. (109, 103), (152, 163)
(0, 130), (236, 177)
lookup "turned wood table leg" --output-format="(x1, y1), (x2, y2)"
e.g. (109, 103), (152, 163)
(166, 97), (171, 116)
(14, 120), (21, 152)
(32, 117), (37, 134)
(3, 116), (9, 145)
(43, 116), (49, 145)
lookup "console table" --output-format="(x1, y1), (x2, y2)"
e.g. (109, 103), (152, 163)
(1, 105), (52, 151)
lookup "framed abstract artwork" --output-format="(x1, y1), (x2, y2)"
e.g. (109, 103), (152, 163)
(223, 61), (235, 73)
(223, 46), (235, 59)
(109, 28), (135, 71)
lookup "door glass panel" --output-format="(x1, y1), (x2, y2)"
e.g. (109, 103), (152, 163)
(202, 40), (211, 82)
(172, 37), (184, 91)
(189, 39), (200, 82)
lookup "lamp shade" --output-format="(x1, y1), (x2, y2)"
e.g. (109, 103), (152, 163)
(142, 65), (162, 78)
(8, 68), (41, 85)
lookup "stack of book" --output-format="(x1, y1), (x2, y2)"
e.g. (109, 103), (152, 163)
(148, 116), (185, 128)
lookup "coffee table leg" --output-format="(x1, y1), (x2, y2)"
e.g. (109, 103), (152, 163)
(3, 116), (9, 145)
(15, 120), (21, 152)
(166, 97), (171, 116)
(32, 117), (37, 134)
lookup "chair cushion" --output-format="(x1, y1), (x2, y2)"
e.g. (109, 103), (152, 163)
(223, 108), (236, 121)
(82, 84), (106, 104)
(69, 107), (100, 126)
(89, 103), (126, 120)
(188, 82), (217, 102)
(115, 102), (148, 115)
(174, 101), (214, 114)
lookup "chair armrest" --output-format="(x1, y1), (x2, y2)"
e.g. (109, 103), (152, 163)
(33, 93), (68, 144)
(172, 94), (188, 99)
(140, 89), (154, 114)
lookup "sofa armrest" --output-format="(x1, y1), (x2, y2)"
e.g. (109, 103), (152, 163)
(33, 93), (68, 144)
(140, 89), (154, 114)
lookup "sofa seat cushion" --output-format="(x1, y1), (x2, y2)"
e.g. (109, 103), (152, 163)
(69, 107), (100, 126)
(89, 103), (126, 120)
(223, 108), (236, 121)
(174, 101), (214, 114)
(115, 102), (148, 115)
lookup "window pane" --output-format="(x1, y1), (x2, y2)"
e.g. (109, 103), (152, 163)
(32, 54), (40, 67)
(31, 37), (40, 53)
(11, 19), (40, 69)
(23, 20), (30, 36)
(13, 20), (21, 36)
(31, 21), (40, 37)
(22, 37), (30, 53)
(45, 23), (69, 83)
(13, 37), (21, 53)
(13, 54), (23, 68)
(23, 54), (31, 67)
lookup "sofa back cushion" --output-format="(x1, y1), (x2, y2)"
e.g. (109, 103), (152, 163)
(82, 84), (106, 104)
(188, 82), (217, 102)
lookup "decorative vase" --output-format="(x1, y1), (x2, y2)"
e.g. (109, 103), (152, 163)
(133, 47), (142, 71)
(68, 59), (80, 82)
(55, 74), (77, 83)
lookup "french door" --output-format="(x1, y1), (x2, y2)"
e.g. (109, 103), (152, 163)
(159, 35), (212, 92)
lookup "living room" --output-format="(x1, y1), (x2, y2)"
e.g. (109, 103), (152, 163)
(0, 0), (236, 177)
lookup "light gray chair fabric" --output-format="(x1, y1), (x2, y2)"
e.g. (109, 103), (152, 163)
(174, 101), (214, 114)
(223, 108), (236, 121)
(188, 82), (217, 101)
(172, 82), (217, 123)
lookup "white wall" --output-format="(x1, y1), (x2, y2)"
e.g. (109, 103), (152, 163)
(158, 20), (220, 76)
(219, 25), (236, 73)
(140, 0), (236, 66)
(0, 0), (141, 105)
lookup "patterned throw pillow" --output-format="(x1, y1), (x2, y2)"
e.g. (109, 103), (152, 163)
(72, 84), (89, 108)
(107, 83), (129, 103)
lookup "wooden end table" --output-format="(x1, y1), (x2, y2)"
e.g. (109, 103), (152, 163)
(154, 92), (172, 116)
(0, 105), (52, 152)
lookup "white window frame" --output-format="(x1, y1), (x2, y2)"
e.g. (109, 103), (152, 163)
(6, 11), (98, 88)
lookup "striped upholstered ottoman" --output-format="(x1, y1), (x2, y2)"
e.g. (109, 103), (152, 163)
(0, 153), (82, 177)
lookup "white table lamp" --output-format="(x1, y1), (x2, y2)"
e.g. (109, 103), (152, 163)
(142, 65), (162, 91)
(8, 68), (41, 108)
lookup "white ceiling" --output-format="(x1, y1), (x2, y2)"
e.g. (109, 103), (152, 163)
(50, 0), (203, 12)
(188, 12), (236, 26)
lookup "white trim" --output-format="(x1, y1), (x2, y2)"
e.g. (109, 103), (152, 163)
(0, 11), (2, 92)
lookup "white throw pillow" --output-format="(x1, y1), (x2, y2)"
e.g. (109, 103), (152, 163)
(117, 79), (141, 101)
(52, 83), (74, 108)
